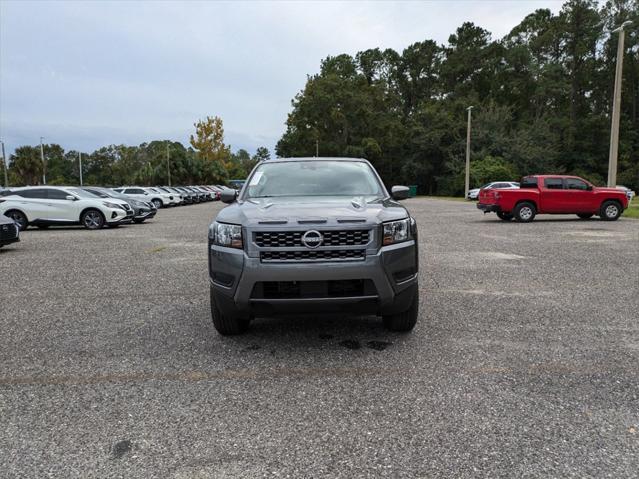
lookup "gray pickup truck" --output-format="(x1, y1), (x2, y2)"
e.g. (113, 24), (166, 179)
(208, 157), (419, 335)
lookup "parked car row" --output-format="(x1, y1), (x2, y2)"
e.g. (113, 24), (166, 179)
(0, 184), (234, 233)
(112, 185), (226, 208)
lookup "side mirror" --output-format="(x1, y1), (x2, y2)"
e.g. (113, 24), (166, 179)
(220, 188), (238, 204)
(65, 195), (77, 201)
(586, 185), (593, 191)
(391, 185), (410, 201)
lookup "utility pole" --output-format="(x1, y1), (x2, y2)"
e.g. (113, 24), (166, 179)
(464, 106), (474, 200)
(78, 152), (83, 186)
(315, 139), (319, 157)
(1, 141), (8, 188)
(607, 20), (632, 187)
(40, 137), (46, 185)
(166, 142), (171, 186)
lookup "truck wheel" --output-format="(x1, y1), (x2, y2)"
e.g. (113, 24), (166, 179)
(577, 213), (593, 219)
(210, 286), (250, 335)
(497, 212), (513, 221)
(514, 202), (536, 223)
(600, 200), (621, 221)
(383, 285), (418, 332)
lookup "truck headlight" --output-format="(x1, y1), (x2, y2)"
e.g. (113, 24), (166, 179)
(210, 222), (243, 249)
(383, 218), (412, 246)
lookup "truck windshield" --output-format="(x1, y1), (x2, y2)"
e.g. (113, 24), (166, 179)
(244, 160), (385, 198)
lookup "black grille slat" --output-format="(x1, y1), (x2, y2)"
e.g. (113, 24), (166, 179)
(255, 230), (369, 248)
(261, 249), (366, 262)
(252, 280), (377, 299)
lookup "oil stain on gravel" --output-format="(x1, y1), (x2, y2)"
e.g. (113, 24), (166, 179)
(111, 440), (132, 459)
(339, 339), (361, 350)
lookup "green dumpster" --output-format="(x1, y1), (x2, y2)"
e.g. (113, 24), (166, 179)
(408, 185), (418, 197)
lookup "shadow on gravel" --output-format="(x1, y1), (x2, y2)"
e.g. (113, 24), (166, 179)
(205, 314), (407, 356)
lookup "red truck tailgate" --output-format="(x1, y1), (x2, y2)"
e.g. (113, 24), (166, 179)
(478, 189), (497, 204)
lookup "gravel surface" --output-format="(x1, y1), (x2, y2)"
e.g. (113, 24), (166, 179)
(1, 198), (637, 478)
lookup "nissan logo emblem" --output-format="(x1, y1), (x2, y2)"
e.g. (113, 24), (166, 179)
(301, 230), (323, 249)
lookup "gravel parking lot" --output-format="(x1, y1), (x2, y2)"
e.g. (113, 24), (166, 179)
(1, 198), (637, 478)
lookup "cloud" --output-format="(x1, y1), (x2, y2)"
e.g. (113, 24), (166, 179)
(0, 0), (563, 156)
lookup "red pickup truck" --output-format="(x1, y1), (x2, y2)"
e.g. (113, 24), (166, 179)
(477, 175), (629, 222)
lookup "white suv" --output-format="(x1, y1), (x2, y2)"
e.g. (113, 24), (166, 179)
(114, 187), (175, 209)
(0, 186), (132, 230)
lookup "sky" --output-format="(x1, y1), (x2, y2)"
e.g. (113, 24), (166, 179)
(0, 0), (565, 157)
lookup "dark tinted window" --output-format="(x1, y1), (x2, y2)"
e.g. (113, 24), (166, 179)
(16, 188), (48, 199)
(565, 178), (589, 190)
(520, 177), (538, 188)
(46, 189), (71, 200)
(544, 178), (564, 190)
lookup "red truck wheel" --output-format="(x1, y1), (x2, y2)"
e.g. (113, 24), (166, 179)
(514, 202), (536, 222)
(600, 200), (622, 221)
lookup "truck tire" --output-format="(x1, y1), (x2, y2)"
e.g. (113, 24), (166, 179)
(600, 200), (621, 221)
(514, 202), (536, 223)
(383, 285), (418, 332)
(577, 213), (593, 219)
(210, 286), (250, 335)
(497, 212), (513, 221)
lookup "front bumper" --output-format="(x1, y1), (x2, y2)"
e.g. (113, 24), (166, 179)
(0, 227), (19, 246)
(209, 240), (418, 317)
(134, 209), (156, 220)
(477, 203), (501, 213)
(105, 208), (130, 224)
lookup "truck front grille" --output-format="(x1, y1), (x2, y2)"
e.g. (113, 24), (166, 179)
(260, 249), (366, 262)
(255, 230), (369, 248)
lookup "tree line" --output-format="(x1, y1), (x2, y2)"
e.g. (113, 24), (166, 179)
(276, 0), (639, 194)
(1, 116), (270, 187)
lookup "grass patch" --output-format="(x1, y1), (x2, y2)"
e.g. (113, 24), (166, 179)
(147, 245), (167, 253)
(624, 201), (639, 219)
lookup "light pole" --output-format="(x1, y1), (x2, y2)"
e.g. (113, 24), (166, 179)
(464, 106), (474, 199)
(166, 142), (171, 186)
(1, 141), (8, 188)
(78, 152), (83, 186)
(607, 20), (632, 187)
(40, 137), (46, 185)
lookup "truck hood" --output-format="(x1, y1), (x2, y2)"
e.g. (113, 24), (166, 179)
(214, 196), (409, 227)
(595, 187), (626, 194)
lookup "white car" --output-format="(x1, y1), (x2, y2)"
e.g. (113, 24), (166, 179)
(113, 186), (175, 209)
(0, 186), (132, 230)
(152, 187), (183, 206)
(467, 181), (520, 200)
